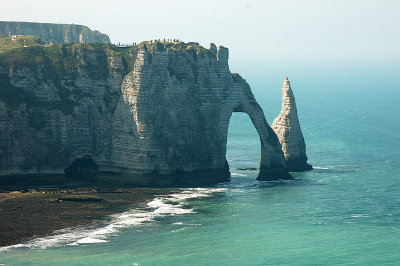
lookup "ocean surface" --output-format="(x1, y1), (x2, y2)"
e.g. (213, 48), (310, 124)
(1, 61), (399, 265)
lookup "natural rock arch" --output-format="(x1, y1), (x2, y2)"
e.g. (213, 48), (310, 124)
(224, 108), (291, 180)
(221, 77), (292, 181)
(0, 41), (293, 186)
(109, 43), (292, 185)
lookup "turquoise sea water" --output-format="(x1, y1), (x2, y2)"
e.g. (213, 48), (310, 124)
(1, 62), (399, 265)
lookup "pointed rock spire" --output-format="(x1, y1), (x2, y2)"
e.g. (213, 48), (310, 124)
(271, 77), (312, 171)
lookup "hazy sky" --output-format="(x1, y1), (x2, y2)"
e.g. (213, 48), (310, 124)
(1, 0), (399, 64)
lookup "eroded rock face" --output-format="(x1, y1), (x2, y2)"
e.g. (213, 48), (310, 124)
(0, 21), (110, 44)
(0, 44), (125, 185)
(110, 43), (291, 184)
(271, 77), (312, 171)
(0, 42), (291, 186)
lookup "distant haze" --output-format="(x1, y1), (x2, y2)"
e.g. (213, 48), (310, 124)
(1, 0), (399, 63)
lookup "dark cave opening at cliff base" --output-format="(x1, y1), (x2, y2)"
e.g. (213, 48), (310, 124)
(226, 112), (261, 178)
(64, 156), (99, 181)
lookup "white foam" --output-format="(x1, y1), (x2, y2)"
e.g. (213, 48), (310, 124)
(313, 167), (329, 170)
(351, 214), (368, 218)
(231, 173), (247, 177)
(0, 188), (226, 250)
(77, 237), (108, 244)
(173, 222), (201, 226)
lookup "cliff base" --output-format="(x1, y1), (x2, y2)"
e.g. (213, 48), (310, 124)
(285, 157), (313, 172)
(257, 166), (293, 181)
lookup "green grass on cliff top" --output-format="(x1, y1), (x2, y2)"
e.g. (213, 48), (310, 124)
(0, 38), (214, 55)
(0, 35), (45, 53)
(142, 41), (213, 54)
(0, 41), (126, 71)
(0, 40), (216, 72)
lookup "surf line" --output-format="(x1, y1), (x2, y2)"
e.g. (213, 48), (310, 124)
(1, 188), (226, 250)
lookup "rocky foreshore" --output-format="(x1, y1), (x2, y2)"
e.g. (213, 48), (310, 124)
(0, 186), (171, 247)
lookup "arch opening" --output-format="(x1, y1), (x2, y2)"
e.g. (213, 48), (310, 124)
(226, 112), (261, 178)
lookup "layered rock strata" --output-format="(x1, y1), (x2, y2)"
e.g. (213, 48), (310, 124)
(0, 41), (292, 186)
(271, 77), (312, 171)
(0, 21), (110, 44)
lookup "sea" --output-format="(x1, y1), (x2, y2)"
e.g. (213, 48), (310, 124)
(0, 59), (399, 265)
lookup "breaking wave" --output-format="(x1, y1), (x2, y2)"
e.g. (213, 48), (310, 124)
(1, 188), (226, 250)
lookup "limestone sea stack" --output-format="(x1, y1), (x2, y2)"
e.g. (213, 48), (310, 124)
(271, 77), (312, 171)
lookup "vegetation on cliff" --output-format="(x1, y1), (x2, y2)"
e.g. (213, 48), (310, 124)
(0, 40), (218, 115)
(0, 35), (45, 53)
(0, 39), (216, 71)
(0, 41), (128, 115)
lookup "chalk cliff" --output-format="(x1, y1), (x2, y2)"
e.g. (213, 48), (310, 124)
(271, 77), (312, 171)
(0, 21), (110, 44)
(0, 41), (291, 186)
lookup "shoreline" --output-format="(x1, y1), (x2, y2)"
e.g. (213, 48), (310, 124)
(0, 186), (172, 247)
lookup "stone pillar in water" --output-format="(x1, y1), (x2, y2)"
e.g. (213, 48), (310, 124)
(271, 77), (312, 171)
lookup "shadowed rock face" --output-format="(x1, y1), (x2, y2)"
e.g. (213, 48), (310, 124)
(0, 41), (291, 186)
(0, 21), (110, 44)
(271, 77), (312, 171)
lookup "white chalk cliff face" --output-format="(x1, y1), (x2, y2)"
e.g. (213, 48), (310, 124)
(110, 43), (292, 185)
(0, 41), (292, 186)
(271, 77), (312, 171)
(0, 21), (111, 44)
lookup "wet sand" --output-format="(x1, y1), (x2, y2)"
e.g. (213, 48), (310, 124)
(0, 187), (171, 247)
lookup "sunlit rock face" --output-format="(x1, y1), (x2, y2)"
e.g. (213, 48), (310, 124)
(0, 21), (110, 44)
(271, 77), (312, 171)
(112, 43), (292, 184)
(0, 41), (292, 186)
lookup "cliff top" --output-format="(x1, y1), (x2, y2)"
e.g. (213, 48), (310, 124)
(140, 41), (216, 54)
(0, 40), (223, 71)
(0, 21), (111, 44)
(0, 35), (46, 53)
(0, 21), (103, 33)
(0, 37), (220, 54)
